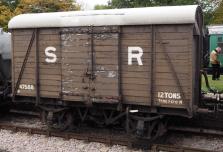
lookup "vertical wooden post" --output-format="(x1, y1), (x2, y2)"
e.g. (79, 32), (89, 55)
(35, 29), (40, 106)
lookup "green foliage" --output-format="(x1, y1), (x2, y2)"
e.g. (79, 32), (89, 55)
(0, 0), (19, 10)
(202, 75), (223, 92)
(0, 4), (13, 30)
(95, 4), (112, 10)
(0, 0), (80, 31)
(95, 0), (220, 25)
(14, 0), (80, 14)
(109, 0), (196, 8)
(212, 1), (223, 24)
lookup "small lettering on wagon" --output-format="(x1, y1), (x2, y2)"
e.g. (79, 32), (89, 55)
(19, 84), (35, 90)
(157, 92), (183, 105)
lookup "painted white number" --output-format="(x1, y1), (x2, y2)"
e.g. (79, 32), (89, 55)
(157, 92), (183, 105)
(128, 47), (143, 65)
(45, 46), (57, 63)
(19, 84), (34, 90)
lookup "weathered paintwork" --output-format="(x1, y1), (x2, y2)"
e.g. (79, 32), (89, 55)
(10, 6), (203, 117)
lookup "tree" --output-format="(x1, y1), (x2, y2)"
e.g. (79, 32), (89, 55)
(0, 0), (80, 31)
(0, 2), (13, 30)
(95, 0), (220, 25)
(109, 0), (195, 8)
(94, 4), (111, 10)
(14, 0), (80, 15)
(212, 1), (223, 24)
(0, 0), (19, 10)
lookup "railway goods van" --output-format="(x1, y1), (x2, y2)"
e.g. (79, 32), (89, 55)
(207, 25), (223, 68)
(8, 5), (203, 139)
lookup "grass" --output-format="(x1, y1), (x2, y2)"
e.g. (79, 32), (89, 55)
(201, 75), (223, 92)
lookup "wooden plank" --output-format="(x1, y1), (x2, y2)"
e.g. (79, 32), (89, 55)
(122, 78), (149, 85)
(123, 96), (149, 104)
(122, 26), (151, 33)
(122, 72), (149, 78)
(122, 65), (150, 72)
(94, 90), (118, 97)
(19, 79), (61, 86)
(39, 29), (60, 35)
(122, 40), (151, 46)
(155, 39), (188, 47)
(14, 36), (34, 41)
(62, 90), (89, 96)
(39, 41), (60, 46)
(14, 74), (61, 81)
(155, 25), (192, 33)
(94, 77), (118, 84)
(155, 73), (190, 80)
(122, 33), (151, 40)
(13, 42), (36, 47)
(156, 66), (189, 73)
(155, 79), (190, 86)
(39, 35), (60, 41)
(15, 63), (60, 69)
(155, 86), (190, 93)
(14, 56), (62, 63)
(93, 83), (119, 90)
(123, 90), (150, 97)
(155, 53), (189, 60)
(62, 95), (86, 102)
(156, 32), (189, 40)
(15, 68), (61, 75)
(155, 46), (189, 53)
(13, 30), (33, 35)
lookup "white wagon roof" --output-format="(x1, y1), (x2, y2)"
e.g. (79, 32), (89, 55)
(207, 25), (223, 35)
(8, 5), (200, 29)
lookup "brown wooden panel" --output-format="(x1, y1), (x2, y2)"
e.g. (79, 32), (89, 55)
(12, 25), (194, 110)
(122, 40), (151, 46)
(15, 68), (60, 75)
(13, 28), (62, 99)
(123, 96), (150, 105)
(155, 79), (190, 87)
(39, 29), (60, 35)
(39, 35), (60, 41)
(122, 84), (150, 92)
(94, 89), (118, 97)
(94, 39), (118, 46)
(122, 26), (151, 33)
(63, 95), (86, 101)
(122, 33), (151, 40)
(155, 86), (190, 94)
(61, 32), (90, 101)
(13, 29), (33, 36)
(14, 36), (35, 41)
(155, 46), (189, 53)
(122, 72), (149, 78)
(155, 73), (190, 80)
(123, 90), (149, 97)
(156, 40), (188, 47)
(122, 65), (150, 72)
(122, 78), (149, 85)
(155, 25), (192, 33)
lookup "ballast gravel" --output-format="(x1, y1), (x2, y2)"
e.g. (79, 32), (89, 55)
(0, 129), (142, 152)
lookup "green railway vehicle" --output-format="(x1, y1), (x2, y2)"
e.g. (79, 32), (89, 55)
(208, 25), (223, 68)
